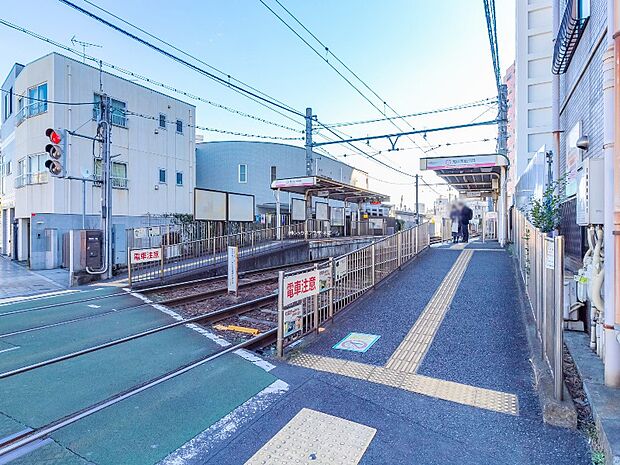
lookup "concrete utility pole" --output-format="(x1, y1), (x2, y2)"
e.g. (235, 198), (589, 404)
(305, 107), (313, 176)
(415, 174), (419, 225)
(497, 83), (509, 246)
(101, 95), (113, 280)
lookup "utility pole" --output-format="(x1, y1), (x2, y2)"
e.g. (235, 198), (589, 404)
(415, 174), (419, 225)
(305, 107), (313, 176)
(100, 95), (113, 280)
(497, 83), (509, 246)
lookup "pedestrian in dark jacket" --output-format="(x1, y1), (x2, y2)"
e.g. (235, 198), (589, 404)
(458, 201), (473, 243)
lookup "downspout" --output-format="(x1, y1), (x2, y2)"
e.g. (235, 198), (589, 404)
(552, 0), (561, 184)
(605, 0), (620, 386)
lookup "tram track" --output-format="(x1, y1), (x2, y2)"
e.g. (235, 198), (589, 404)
(0, 328), (277, 460)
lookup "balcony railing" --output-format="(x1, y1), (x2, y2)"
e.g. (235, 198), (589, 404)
(15, 172), (48, 188)
(93, 174), (129, 189)
(552, 0), (590, 75)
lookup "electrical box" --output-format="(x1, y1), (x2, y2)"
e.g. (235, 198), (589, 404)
(81, 230), (103, 269)
(576, 157), (604, 226)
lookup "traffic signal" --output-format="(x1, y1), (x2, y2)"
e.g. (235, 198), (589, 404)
(44, 128), (66, 177)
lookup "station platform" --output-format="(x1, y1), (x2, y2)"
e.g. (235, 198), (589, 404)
(195, 241), (590, 465)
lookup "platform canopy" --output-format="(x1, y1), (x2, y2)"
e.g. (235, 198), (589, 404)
(271, 176), (389, 203)
(419, 154), (508, 196)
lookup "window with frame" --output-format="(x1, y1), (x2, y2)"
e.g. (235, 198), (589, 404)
(238, 164), (248, 183)
(159, 114), (166, 129)
(28, 154), (47, 184)
(3, 87), (12, 121)
(176, 171), (183, 186)
(94, 160), (128, 188)
(176, 119), (183, 133)
(270, 165), (277, 183)
(93, 94), (127, 127)
(159, 168), (166, 183)
(27, 83), (47, 117)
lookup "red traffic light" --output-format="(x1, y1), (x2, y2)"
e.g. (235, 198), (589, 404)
(46, 128), (62, 145)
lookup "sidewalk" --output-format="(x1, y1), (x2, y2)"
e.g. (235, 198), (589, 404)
(0, 256), (68, 301)
(171, 244), (591, 464)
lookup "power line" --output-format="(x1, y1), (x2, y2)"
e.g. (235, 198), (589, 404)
(324, 98), (497, 129)
(258, 0), (429, 153)
(0, 18), (305, 133)
(0, 88), (96, 106)
(124, 110), (304, 141)
(58, 0), (305, 118)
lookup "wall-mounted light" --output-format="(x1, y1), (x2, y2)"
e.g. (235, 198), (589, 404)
(576, 135), (589, 151)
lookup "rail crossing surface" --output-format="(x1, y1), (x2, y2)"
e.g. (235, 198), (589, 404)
(0, 241), (590, 464)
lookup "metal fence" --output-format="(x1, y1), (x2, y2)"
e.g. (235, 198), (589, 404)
(128, 222), (307, 285)
(276, 223), (430, 356)
(513, 209), (565, 400)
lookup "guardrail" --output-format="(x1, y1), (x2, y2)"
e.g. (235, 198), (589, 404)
(128, 223), (307, 285)
(276, 223), (430, 356)
(513, 209), (565, 400)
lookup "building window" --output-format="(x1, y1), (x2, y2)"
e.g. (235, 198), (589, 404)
(159, 168), (166, 183)
(176, 171), (183, 186)
(270, 165), (277, 183)
(238, 164), (248, 183)
(93, 94), (127, 127)
(15, 158), (26, 188)
(26, 83), (47, 117)
(28, 154), (47, 184)
(176, 119), (183, 133)
(94, 160), (129, 188)
(159, 113), (166, 129)
(3, 87), (12, 121)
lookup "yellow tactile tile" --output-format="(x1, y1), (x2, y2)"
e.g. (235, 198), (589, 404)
(386, 250), (473, 373)
(289, 354), (519, 416)
(244, 408), (376, 465)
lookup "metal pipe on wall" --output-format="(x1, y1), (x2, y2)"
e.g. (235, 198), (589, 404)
(606, 0), (620, 386)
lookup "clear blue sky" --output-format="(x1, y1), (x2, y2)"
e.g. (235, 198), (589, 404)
(0, 0), (515, 208)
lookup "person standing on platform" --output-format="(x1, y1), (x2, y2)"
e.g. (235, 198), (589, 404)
(449, 203), (461, 243)
(458, 200), (473, 243)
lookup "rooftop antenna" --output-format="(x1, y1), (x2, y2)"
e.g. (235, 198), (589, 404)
(70, 35), (102, 63)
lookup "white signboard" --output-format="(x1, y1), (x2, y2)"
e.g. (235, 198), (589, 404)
(291, 198), (307, 221)
(148, 226), (160, 237)
(334, 257), (348, 281)
(228, 193), (255, 222)
(486, 211), (497, 220)
(423, 155), (499, 171)
(130, 247), (162, 264)
(315, 202), (329, 221)
(283, 304), (303, 337)
(195, 189), (227, 221)
(271, 177), (316, 189)
(369, 218), (384, 230)
(283, 269), (320, 306)
(133, 227), (147, 240)
(545, 241), (555, 270)
(330, 207), (345, 227)
(319, 267), (332, 291)
(227, 246), (239, 294)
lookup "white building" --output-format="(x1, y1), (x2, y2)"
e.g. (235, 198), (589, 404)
(0, 53), (195, 269)
(514, 0), (554, 181)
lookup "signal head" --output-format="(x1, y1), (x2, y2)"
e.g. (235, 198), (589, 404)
(45, 159), (63, 176)
(45, 128), (62, 144)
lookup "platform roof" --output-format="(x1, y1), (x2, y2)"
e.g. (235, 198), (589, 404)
(420, 154), (508, 195)
(271, 176), (389, 203)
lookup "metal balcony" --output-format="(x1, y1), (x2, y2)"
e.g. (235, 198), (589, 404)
(552, 0), (590, 75)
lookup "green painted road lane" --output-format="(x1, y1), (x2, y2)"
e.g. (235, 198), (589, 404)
(0, 287), (121, 314)
(50, 354), (275, 465)
(0, 305), (177, 374)
(0, 412), (27, 439)
(0, 325), (223, 436)
(0, 291), (145, 336)
(10, 441), (89, 465)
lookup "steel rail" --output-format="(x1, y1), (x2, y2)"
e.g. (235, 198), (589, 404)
(0, 259), (319, 318)
(0, 294), (277, 379)
(0, 328), (277, 458)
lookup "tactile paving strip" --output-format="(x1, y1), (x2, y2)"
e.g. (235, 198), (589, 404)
(386, 250), (473, 373)
(290, 354), (519, 416)
(244, 408), (376, 465)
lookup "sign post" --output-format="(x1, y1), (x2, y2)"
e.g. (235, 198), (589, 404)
(227, 246), (239, 295)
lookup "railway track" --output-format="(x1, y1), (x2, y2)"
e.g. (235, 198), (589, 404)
(0, 329), (277, 460)
(0, 260), (318, 338)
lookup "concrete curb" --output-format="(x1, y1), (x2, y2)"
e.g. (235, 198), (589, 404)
(510, 253), (578, 428)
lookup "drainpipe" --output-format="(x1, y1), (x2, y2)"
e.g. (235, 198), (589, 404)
(552, 0), (561, 184)
(605, 0), (620, 387)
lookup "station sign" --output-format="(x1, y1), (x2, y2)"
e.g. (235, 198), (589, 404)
(271, 177), (316, 189)
(130, 247), (161, 264)
(283, 269), (320, 306)
(421, 155), (500, 171)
